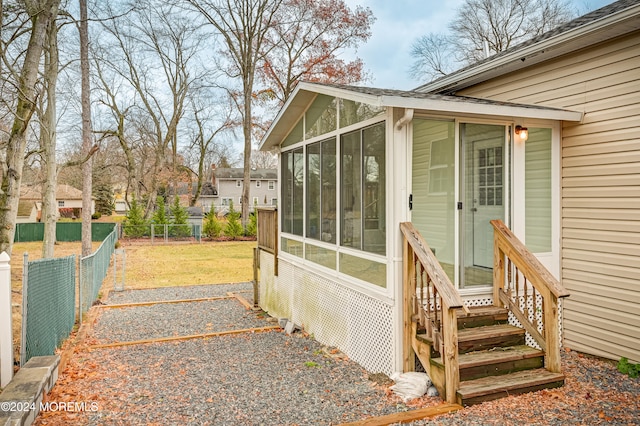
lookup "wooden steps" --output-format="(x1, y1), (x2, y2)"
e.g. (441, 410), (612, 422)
(413, 306), (564, 406)
(457, 324), (525, 353)
(457, 368), (565, 406)
(432, 345), (545, 381)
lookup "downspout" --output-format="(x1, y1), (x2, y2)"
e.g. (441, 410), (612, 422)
(393, 107), (413, 373)
(395, 108), (414, 130)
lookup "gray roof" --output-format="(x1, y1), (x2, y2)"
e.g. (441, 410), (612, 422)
(310, 82), (580, 112)
(214, 168), (277, 180)
(260, 81), (583, 150)
(417, 0), (640, 94)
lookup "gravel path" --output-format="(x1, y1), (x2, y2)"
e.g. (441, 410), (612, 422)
(105, 282), (254, 305)
(91, 298), (265, 344)
(35, 283), (639, 425)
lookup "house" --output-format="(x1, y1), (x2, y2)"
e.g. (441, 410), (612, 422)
(256, 0), (639, 404)
(19, 184), (95, 221)
(211, 167), (278, 215)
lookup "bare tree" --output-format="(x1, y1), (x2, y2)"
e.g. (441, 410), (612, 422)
(79, 0), (92, 256)
(186, 0), (284, 228)
(261, 0), (374, 104)
(409, 33), (456, 82)
(410, 0), (575, 83)
(0, 0), (60, 255)
(250, 150), (277, 170)
(94, 1), (205, 213)
(185, 93), (234, 207)
(40, 0), (59, 258)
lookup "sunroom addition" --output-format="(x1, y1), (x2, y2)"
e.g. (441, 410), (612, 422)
(279, 94), (388, 288)
(259, 82), (582, 377)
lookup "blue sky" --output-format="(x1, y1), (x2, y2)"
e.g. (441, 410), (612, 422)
(343, 0), (616, 90)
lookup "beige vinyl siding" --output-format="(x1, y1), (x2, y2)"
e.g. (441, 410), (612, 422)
(459, 31), (640, 362)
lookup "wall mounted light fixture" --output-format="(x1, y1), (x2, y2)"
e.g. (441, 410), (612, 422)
(515, 125), (529, 142)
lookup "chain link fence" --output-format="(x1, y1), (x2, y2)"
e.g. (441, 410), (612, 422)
(20, 224), (118, 365)
(79, 225), (118, 317)
(121, 224), (201, 243)
(21, 254), (76, 365)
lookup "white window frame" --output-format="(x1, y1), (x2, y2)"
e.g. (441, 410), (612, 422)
(236, 180), (241, 187)
(268, 181), (275, 190)
(256, 180), (261, 188)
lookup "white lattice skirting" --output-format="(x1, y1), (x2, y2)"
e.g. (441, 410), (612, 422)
(259, 251), (395, 375)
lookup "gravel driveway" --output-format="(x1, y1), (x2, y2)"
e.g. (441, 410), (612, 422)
(36, 283), (416, 425)
(35, 283), (639, 425)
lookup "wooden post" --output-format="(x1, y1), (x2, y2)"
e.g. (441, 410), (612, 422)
(253, 247), (259, 308)
(493, 231), (505, 308)
(0, 252), (13, 387)
(544, 294), (561, 373)
(402, 238), (415, 372)
(443, 305), (460, 404)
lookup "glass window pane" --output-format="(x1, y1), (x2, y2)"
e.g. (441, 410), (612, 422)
(321, 139), (337, 243)
(339, 252), (386, 287)
(282, 118), (303, 147)
(305, 243), (336, 269)
(281, 151), (293, 233)
(292, 149), (304, 235)
(363, 123), (386, 254)
(281, 237), (303, 257)
(412, 119), (455, 282)
(306, 143), (321, 239)
(339, 99), (385, 128)
(341, 130), (362, 249)
(525, 128), (552, 252)
(305, 95), (337, 139)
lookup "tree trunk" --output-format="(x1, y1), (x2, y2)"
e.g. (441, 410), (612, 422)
(79, 0), (93, 257)
(41, 7), (59, 258)
(0, 0), (59, 256)
(241, 87), (251, 229)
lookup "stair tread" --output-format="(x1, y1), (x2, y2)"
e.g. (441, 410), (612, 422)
(457, 324), (525, 342)
(427, 305), (508, 319)
(458, 368), (564, 399)
(433, 345), (544, 368)
(456, 306), (508, 317)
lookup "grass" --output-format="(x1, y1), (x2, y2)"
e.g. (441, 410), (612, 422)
(119, 241), (255, 288)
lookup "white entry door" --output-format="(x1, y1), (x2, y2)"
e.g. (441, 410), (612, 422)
(461, 124), (507, 287)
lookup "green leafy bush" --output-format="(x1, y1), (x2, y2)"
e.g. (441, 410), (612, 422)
(169, 196), (191, 237)
(224, 201), (244, 239)
(152, 196), (168, 224)
(245, 211), (257, 237)
(203, 207), (223, 238)
(618, 357), (639, 379)
(123, 199), (149, 237)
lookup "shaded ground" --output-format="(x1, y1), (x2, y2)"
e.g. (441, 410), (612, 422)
(33, 283), (639, 425)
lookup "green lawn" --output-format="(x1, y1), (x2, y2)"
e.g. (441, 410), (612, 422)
(117, 240), (256, 288)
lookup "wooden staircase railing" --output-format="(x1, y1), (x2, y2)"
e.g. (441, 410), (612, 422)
(491, 219), (570, 373)
(401, 222), (469, 403)
(402, 220), (570, 404)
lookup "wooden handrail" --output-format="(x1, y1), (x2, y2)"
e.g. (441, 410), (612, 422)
(401, 222), (468, 403)
(491, 220), (569, 299)
(491, 219), (569, 373)
(401, 223), (467, 311)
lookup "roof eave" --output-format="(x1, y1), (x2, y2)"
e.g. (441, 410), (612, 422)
(379, 95), (583, 122)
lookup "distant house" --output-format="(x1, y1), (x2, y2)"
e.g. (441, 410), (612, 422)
(211, 167), (277, 215)
(19, 184), (95, 221)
